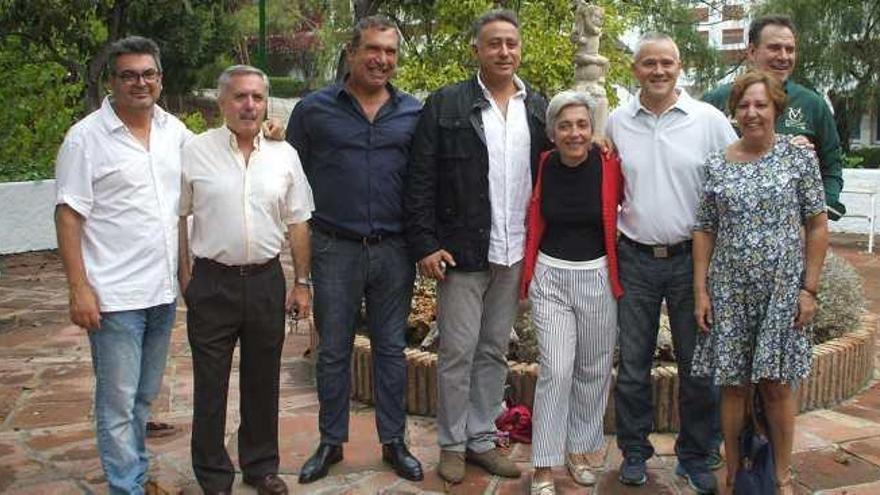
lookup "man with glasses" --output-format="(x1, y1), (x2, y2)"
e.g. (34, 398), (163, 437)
(55, 36), (191, 494)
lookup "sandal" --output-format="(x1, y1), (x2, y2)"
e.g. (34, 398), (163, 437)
(777, 470), (795, 495)
(146, 421), (176, 438)
(530, 479), (555, 495)
(565, 458), (597, 486)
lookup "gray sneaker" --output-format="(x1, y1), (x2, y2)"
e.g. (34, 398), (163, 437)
(618, 454), (647, 486)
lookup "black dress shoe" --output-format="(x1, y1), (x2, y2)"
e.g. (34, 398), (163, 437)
(382, 439), (424, 481)
(243, 473), (288, 494)
(298, 443), (343, 484)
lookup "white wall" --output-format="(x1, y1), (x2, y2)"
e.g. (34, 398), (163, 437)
(0, 180), (57, 255)
(0, 168), (877, 255)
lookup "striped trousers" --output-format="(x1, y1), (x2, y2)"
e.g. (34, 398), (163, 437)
(529, 256), (618, 467)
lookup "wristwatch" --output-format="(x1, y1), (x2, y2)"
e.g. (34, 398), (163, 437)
(295, 277), (312, 288)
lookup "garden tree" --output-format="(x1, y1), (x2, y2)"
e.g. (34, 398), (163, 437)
(754, 0), (880, 152)
(0, 0), (237, 112)
(312, 0), (720, 101)
(0, 39), (82, 181)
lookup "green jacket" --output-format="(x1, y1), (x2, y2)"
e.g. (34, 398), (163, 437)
(703, 79), (845, 219)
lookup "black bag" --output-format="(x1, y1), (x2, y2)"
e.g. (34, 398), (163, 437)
(733, 391), (777, 495)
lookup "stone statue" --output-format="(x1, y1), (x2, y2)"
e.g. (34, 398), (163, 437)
(572, 0), (609, 135)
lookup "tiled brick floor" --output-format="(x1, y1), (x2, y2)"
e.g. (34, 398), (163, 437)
(0, 233), (877, 494)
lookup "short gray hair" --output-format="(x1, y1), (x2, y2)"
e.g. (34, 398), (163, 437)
(633, 32), (680, 62)
(545, 90), (597, 138)
(471, 9), (519, 47)
(217, 65), (270, 95)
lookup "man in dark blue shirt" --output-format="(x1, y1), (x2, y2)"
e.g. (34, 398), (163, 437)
(285, 15), (423, 484)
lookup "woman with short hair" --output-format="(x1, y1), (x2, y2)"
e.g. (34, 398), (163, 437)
(521, 90), (623, 495)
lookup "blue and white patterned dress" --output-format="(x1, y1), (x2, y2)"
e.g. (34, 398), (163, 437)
(691, 136), (826, 386)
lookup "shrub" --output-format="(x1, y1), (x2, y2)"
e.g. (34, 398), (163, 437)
(813, 252), (865, 343)
(268, 77), (308, 98)
(178, 112), (209, 134)
(846, 147), (880, 169)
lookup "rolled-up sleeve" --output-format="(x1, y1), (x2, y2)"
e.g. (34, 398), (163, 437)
(54, 137), (94, 218)
(283, 147), (314, 224)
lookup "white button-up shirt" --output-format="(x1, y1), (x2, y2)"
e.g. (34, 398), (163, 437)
(55, 97), (192, 312)
(478, 73), (532, 266)
(606, 90), (736, 245)
(180, 126), (314, 266)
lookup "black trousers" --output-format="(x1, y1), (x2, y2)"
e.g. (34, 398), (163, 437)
(186, 257), (285, 491)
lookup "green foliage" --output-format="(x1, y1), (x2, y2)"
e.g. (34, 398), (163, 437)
(268, 77), (309, 98)
(0, 0), (239, 110)
(845, 147), (880, 169)
(814, 252), (865, 343)
(178, 111), (209, 135)
(0, 39), (83, 182)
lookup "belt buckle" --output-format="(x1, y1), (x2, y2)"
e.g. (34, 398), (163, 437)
(238, 265), (247, 276)
(652, 245), (669, 258)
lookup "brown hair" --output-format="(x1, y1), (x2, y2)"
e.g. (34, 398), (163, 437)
(728, 70), (787, 119)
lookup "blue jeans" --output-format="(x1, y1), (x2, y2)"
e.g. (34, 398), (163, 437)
(312, 229), (414, 444)
(89, 302), (175, 494)
(613, 241), (718, 470)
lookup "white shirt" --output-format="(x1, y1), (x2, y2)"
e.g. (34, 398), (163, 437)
(478, 73), (532, 266)
(180, 126), (314, 266)
(55, 97), (192, 312)
(606, 90), (736, 245)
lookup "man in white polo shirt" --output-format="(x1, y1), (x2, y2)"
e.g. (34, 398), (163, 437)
(178, 65), (313, 495)
(606, 33), (736, 494)
(54, 36), (192, 494)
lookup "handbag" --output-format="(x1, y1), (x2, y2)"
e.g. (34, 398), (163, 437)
(733, 390), (777, 494)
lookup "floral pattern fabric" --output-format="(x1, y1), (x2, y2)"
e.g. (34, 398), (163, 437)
(691, 136), (826, 386)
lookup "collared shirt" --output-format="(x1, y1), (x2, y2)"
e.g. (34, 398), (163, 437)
(607, 89), (736, 245)
(478, 72), (532, 266)
(286, 82), (421, 237)
(180, 126), (314, 266)
(55, 96), (192, 312)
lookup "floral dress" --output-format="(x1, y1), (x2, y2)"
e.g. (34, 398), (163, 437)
(691, 136), (826, 386)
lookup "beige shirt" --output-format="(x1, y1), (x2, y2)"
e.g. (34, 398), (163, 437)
(55, 97), (192, 311)
(478, 73), (532, 266)
(180, 126), (314, 265)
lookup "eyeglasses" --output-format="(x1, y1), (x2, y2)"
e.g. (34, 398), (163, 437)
(113, 69), (161, 84)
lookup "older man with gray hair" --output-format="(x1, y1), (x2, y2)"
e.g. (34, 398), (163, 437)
(178, 65), (314, 495)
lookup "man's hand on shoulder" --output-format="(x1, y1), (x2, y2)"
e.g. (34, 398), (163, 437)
(263, 119), (285, 141)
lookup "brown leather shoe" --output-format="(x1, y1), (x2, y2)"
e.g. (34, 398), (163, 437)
(243, 473), (288, 495)
(438, 450), (466, 483)
(466, 448), (521, 478)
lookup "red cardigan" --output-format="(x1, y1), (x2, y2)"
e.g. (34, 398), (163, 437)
(520, 148), (624, 300)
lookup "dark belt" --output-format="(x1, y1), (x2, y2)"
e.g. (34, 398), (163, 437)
(312, 221), (398, 245)
(621, 235), (692, 258)
(194, 256), (278, 276)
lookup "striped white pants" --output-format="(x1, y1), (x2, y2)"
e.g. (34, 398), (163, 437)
(529, 254), (618, 467)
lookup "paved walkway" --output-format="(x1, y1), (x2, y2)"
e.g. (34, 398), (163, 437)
(0, 234), (878, 494)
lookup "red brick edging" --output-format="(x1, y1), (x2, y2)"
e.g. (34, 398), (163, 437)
(349, 313), (878, 432)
